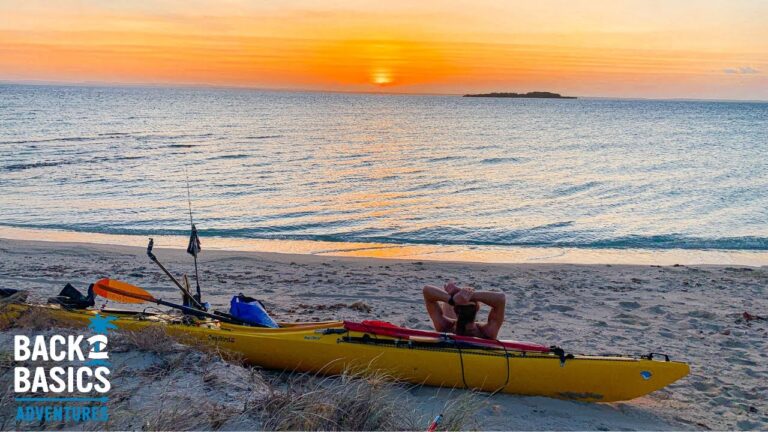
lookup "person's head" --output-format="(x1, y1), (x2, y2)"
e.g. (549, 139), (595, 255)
(453, 302), (479, 335)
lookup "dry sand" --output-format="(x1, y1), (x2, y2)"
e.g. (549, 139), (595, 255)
(1, 237), (766, 430)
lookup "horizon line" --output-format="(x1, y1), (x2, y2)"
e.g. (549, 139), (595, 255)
(2, 79), (767, 104)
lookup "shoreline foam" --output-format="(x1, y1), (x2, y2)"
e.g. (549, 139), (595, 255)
(1, 226), (767, 266)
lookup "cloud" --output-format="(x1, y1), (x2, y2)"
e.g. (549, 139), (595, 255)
(723, 66), (760, 74)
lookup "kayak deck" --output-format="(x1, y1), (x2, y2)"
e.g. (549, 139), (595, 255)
(344, 319), (552, 352)
(1, 303), (690, 402)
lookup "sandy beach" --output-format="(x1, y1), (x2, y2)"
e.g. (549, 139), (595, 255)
(1, 237), (766, 430)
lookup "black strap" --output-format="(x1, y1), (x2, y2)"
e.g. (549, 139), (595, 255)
(644, 352), (670, 362)
(456, 338), (511, 392)
(550, 346), (573, 366)
(457, 344), (469, 389)
(492, 339), (511, 393)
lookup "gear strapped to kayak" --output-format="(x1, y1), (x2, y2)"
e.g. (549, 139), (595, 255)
(230, 294), (278, 328)
(47, 283), (95, 310)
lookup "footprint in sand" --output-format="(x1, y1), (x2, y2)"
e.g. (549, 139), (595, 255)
(615, 313), (649, 326)
(739, 367), (762, 378)
(644, 305), (666, 314)
(357, 287), (380, 293)
(687, 310), (718, 320)
(728, 353), (757, 366)
(691, 380), (717, 392)
(710, 395), (736, 408)
(737, 420), (763, 430)
(548, 304), (574, 312)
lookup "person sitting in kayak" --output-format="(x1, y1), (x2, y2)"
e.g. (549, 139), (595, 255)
(422, 282), (506, 339)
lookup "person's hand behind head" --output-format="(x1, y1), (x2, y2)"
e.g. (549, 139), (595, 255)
(454, 287), (475, 305)
(444, 281), (460, 295)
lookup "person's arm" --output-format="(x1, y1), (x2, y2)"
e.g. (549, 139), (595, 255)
(443, 281), (461, 296)
(440, 282), (461, 319)
(424, 284), (453, 303)
(470, 291), (506, 339)
(423, 285), (454, 331)
(470, 291), (505, 308)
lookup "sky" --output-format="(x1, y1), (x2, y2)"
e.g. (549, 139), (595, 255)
(1, 0), (766, 99)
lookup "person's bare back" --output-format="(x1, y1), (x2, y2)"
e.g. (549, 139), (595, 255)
(422, 282), (506, 339)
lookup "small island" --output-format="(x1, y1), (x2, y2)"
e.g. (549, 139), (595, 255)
(463, 91), (576, 99)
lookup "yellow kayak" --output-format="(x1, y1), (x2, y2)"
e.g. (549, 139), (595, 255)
(1, 303), (689, 402)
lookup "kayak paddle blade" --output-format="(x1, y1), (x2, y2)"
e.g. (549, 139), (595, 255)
(93, 278), (153, 304)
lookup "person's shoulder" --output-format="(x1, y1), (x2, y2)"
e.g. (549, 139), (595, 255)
(477, 323), (496, 339)
(439, 319), (456, 332)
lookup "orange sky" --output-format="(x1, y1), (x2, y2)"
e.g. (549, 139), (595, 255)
(1, 1), (766, 99)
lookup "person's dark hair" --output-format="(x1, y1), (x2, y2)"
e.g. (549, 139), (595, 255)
(454, 303), (478, 335)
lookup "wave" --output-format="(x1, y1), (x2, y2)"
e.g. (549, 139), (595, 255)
(480, 156), (522, 164)
(427, 156), (464, 162)
(4, 154), (147, 172)
(0, 136), (101, 145)
(4, 161), (64, 171)
(553, 181), (603, 197)
(98, 132), (132, 137)
(244, 135), (283, 140)
(3, 223), (767, 251)
(0, 132), (217, 146)
(208, 154), (250, 160)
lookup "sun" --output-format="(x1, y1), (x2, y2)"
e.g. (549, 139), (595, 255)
(371, 68), (393, 86)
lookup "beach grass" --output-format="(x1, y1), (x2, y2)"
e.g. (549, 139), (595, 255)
(257, 369), (420, 431)
(0, 319), (479, 431)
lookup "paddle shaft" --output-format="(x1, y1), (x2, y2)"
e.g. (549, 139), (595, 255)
(150, 296), (242, 324)
(97, 282), (247, 326)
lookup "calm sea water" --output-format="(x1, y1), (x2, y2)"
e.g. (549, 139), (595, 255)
(1, 84), (766, 251)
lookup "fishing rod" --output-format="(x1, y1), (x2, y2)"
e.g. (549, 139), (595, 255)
(185, 169), (203, 304)
(143, 171), (205, 311)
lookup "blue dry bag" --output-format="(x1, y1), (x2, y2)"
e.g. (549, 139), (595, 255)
(230, 294), (279, 328)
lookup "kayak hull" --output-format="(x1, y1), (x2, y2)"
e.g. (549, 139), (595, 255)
(2, 304), (689, 402)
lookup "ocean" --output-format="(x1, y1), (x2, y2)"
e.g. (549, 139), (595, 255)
(1, 84), (767, 260)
